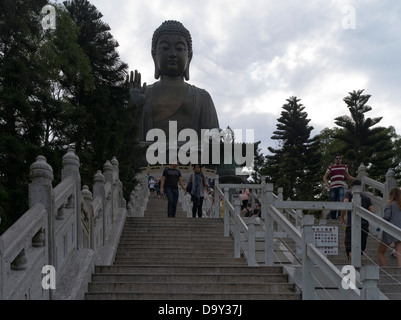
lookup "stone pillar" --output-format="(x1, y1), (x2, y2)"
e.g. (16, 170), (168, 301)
(223, 187), (230, 237)
(62, 148), (81, 249)
(247, 218), (256, 266)
(111, 157), (122, 213)
(357, 163), (366, 181)
(233, 195), (241, 259)
(81, 185), (93, 249)
(103, 160), (114, 223)
(213, 174), (220, 218)
(264, 182), (275, 266)
(29, 156), (55, 269)
(351, 184), (362, 268)
(302, 214), (315, 300)
(385, 168), (397, 203)
(103, 160), (113, 185)
(360, 265), (380, 300)
(93, 171), (105, 245)
(111, 157), (119, 180)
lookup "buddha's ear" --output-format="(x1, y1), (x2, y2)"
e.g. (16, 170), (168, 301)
(184, 51), (193, 81)
(152, 50), (160, 79)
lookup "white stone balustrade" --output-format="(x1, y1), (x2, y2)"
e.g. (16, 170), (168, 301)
(0, 148), (133, 300)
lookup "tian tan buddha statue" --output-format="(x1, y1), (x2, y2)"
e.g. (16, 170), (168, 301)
(127, 20), (220, 142)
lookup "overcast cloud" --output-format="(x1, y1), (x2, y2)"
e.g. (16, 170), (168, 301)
(82, 0), (401, 155)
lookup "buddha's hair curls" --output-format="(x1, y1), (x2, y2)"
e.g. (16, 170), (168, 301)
(152, 20), (192, 55)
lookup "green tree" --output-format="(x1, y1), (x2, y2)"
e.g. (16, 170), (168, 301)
(334, 89), (395, 180)
(0, 0), (49, 232)
(63, 0), (141, 197)
(261, 96), (321, 200)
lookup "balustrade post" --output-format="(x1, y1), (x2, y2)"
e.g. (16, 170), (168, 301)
(264, 182), (275, 266)
(62, 148), (81, 249)
(351, 185), (362, 268)
(233, 195), (241, 258)
(214, 174), (220, 218)
(260, 176), (267, 220)
(81, 186), (93, 249)
(111, 157), (123, 211)
(29, 156), (54, 268)
(248, 218), (256, 266)
(384, 168), (397, 204)
(301, 214), (315, 300)
(93, 171), (105, 245)
(360, 265), (380, 300)
(103, 160), (114, 233)
(357, 163), (366, 182)
(135, 184), (144, 217)
(224, 188), (230, 237)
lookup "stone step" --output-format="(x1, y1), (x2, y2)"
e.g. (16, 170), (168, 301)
(117, 239), (230, 246)
(91, 273), (289, 283)
(119, 234), (227, 240)
(115, 251), (235, 259)
(115, 244), (234, 251)
(95, 265), (283, 274)
(87, 281), (297, 294)
(116, 247), (233, 254)
(85, 292), (301, 300)
(113, 258), (247, 265)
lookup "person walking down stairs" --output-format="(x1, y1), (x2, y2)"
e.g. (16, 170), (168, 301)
(187, 164), (208, 218)
(160, 162), (187, 217)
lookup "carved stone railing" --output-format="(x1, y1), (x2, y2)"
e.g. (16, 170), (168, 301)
(0, 148), (131, 300)
(127, 178), (149, 217)
(212, 171), (394, 300)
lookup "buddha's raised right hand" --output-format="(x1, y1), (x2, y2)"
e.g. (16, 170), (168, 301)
(126, 70), (147, 107)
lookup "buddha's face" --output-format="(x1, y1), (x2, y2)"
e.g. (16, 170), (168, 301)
(153, 34), (191, 79)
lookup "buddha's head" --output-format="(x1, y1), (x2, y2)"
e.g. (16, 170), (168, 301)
(152, 20), (193, 81)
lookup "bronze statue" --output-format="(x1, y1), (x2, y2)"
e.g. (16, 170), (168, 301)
(128, 20), (219, 142)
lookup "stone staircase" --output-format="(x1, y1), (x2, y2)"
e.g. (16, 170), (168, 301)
(85, 197), (301, 300)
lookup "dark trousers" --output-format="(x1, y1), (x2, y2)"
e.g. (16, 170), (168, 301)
(192, 196), (204, 218)
(345, 224), (369, 258)
(165, 187), (179, 217)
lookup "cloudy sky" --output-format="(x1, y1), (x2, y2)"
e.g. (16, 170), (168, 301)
(80, 0), (401, 155)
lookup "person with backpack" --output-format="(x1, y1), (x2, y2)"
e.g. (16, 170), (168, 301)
(339, 180), (375, 260)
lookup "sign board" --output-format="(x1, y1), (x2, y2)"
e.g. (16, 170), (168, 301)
(312, 226), (338, 255)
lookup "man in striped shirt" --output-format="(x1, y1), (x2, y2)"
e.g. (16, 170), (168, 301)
(323, 154), (356, 219)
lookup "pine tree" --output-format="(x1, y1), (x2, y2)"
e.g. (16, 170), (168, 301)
(63, 0), (140, 197)
(261, 96), (321, 200)
(0, 0), (48, 232)
(0, 1), (95, 233)
(334, 89), (395, 179)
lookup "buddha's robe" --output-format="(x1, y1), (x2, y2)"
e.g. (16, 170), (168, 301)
(138, 83), (219, 142)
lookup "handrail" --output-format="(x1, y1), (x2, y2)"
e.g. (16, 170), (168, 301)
(268, 204), (302, 243)
(306, 243), (360, 299)
(215, 184), (257, 266)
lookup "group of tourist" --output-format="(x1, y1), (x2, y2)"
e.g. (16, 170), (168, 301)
(148, 176), (161, 199)
(153, 162), (214, 219)
(324, 153), (401, 267)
